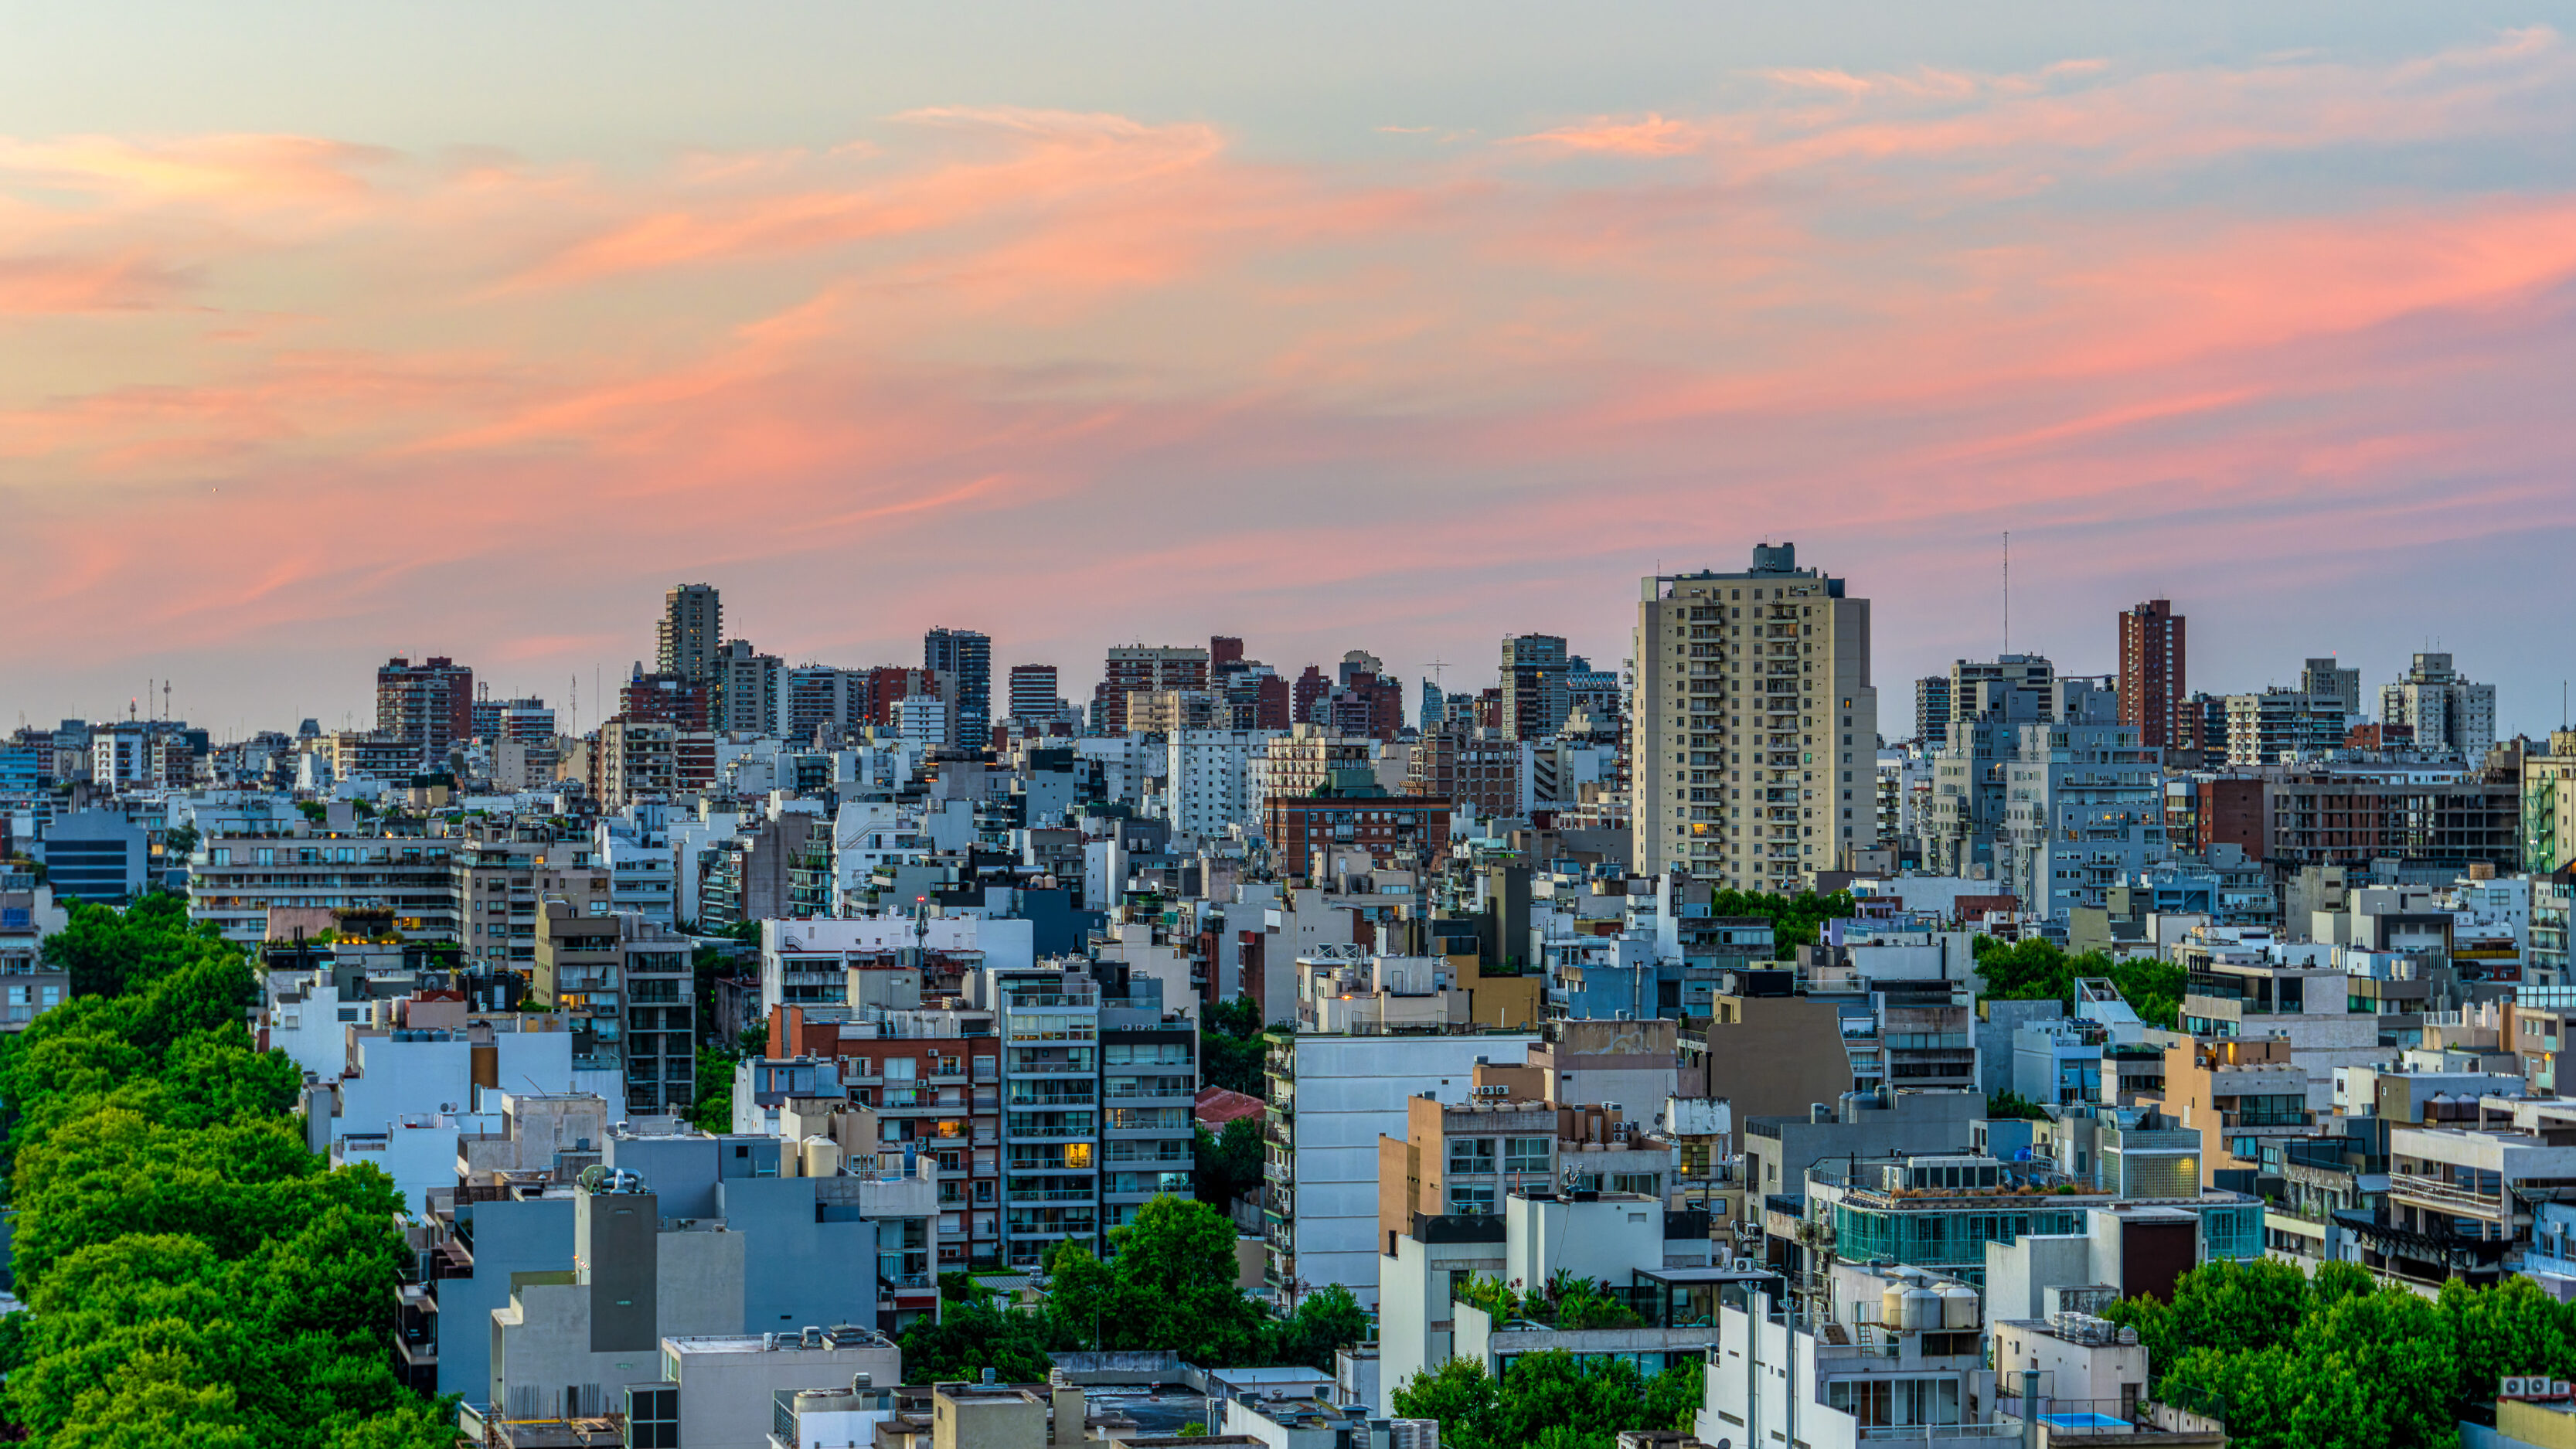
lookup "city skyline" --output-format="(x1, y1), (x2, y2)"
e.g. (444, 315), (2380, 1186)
(7, 5), (2576, 733)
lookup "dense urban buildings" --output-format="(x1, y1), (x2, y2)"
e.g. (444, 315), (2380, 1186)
(12, 563), (2573, 1449)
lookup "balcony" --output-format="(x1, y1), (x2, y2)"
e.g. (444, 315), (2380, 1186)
(1006, 1185), (1098, 1203)
(2389, 1170), (2511, 1222)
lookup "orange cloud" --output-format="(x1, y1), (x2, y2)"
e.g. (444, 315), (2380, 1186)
(5, 28), (2576, 725)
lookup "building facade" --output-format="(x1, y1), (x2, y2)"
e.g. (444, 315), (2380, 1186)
(1631, 543), (1877, 892)
(2118, 599), (2186, 750)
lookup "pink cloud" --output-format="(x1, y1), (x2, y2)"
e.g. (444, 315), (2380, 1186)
(4, 29), (2576, 725)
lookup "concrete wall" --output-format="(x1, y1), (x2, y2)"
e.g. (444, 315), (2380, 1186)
(1505, 1194), (1664, 1291)
(437, 1193), (576, 1400)
(491, 1229), (747, 1418)
(672, 1341), (903, 1449)
(718, 1176), (884, 1334)
(1286, 1034), (1539, 1305)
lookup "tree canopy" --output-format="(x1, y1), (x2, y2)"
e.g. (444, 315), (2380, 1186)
(914, 1196), (1373, 1376)
(1390, 1351), (1701, 1449)
(1703, 889), (1855, 952)
(1973, 936), (2186, 1029)
(1198, 993), (1269, 1094)
(1194, 1116), (1264, 1209)
(2105, 1257), (2576, 1449)
(0, 893), (451, 1447)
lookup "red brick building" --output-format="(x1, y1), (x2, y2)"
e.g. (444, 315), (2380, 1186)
(1263, 775), (1451, 881)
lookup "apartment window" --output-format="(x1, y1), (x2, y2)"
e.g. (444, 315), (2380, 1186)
(1448, 1137), (1497, 1175)
(1503, 1137), (1551, 1174)
(1448, 1183), (1497, 1215)
(628, 1386), (679, 1448)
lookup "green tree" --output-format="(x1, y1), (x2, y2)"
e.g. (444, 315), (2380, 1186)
(1985, 1090), (2051, 1121)
(1704, 889), (1856, 952)
(900, 1294), (1056, 1383)
(0, 896), (447, 1446)
(1199, 993), (1270, 1094)
(1195, 1117), (1264, 1207)
(1268, 1283), (1371, 1370)
(686, 1046), (740, 1131)
(1973, 937), (2186, 1029)
(1042, 1240), (1121, 1351)
(1642, 1357), (1704, 1433)
(1107, 1196), (1268, 1366)
(1390, 1359), (1499, 1449)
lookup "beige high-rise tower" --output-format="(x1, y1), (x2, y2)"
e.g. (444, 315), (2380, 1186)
(1631, 543), (1877, 892)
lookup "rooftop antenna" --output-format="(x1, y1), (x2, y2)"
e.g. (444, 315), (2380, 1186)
(2002, 531), (2010, 656)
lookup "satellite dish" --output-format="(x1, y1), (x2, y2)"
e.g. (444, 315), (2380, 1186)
(577, 1164), (609, 1192)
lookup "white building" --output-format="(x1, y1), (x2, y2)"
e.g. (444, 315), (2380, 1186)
(1999, 723), (2168, 920)
(596, 807), (678, 927)
(1264, 1031), (1537, 1308)
(759, 913), (1037, 1015)
(1163, 729), (1279, 838)
(2381, 651), (2497, 760)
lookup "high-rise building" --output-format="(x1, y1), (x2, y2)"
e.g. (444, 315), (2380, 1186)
(2382, 652), (2496, 760)
(1008, 664), (1063, 722)
(2223, 688), (2346, 765)
(1631, 543), (1877, 891)
(1914, 674), (1954, 749)
(711, 640), (782, 736)
(655, 583), (721, 685)
(1498, 634), (1570, 741)
(1291, 665), (1329, 725)
(2300, 657), (2361, 721)
(2000, 723), (2168, 919)
(2118, 600), (2186, 750)
(619, 668), (710, 732)
(375, 656), (474, 768)
(1093, 645), (1210, 736)
(924, 628), (992, 750)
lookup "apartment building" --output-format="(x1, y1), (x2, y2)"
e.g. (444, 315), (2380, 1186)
(1794, 1149), (2261, 1292)
(2118, 600), (2187, 751)
(189, 831), (462, 943)
(1498, 634), (1570, 741)
(597, 717), (679, 809)
(771, 1003), (1005, 1270)
(1162, 729), (1276, 837)
(2382, 651), (2497, 759)
(2523, 732), (2576, 874)
(2255, 768), (2520, 871)
(451, 834), (604, 972)
(924, 628), (992, 750)
(713, 640), (784, 736)
(1095, 645), (1212, 736)
(1262, 1028), (1540, 1307)
(1632, 543), (1877, 892)
(376, 655), (475, 769)
(1999, 723), (2168, 920)
(533, 902), (697, 1115)
(1261, 770), (1450, 882)
(2363, 1122), (2576, 1290)
(1379, 1186), (1741, 1420)
(658, 583), (723, 684)
(0, 869), (68, 1029)
(2223, 688), (2346, 765)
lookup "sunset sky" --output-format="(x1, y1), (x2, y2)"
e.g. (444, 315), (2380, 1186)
(5, 4), (2574, 736)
